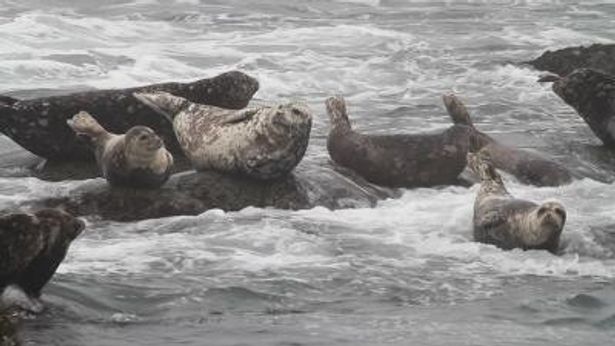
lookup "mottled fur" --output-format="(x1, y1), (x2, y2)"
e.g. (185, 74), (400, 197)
(325, 95), (477, 188)
(0, 209), (84, 312)
(134, 92), (312, 180)
(468, 150), (566, 253)
(67, 111), (173, 188)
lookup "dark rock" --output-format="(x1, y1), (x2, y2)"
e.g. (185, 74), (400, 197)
(30, 162), (400, 222)
(526, 43), (615, 77)
(0, 71), (259, 161)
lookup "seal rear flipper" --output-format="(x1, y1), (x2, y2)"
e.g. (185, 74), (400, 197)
(133, 92), (189, 124)
(0, 95), (18, 107)
(442, 93), (473, 127)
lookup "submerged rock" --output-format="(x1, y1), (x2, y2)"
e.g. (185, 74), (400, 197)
(526, 43), (615, 77)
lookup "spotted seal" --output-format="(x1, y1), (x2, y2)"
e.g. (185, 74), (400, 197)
(0, 209), (84, 312)
(539, 68), (615, 147)
(443, 93), (573, 186)
(468, 150), (566, 253)
(67, 111), (173, 188)
(133, 92), (312, 180)
(325, 95), (479, 188)
(0, 71), (259, 161)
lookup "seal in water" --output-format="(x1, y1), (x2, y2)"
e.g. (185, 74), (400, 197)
(325, 95), (479, 188)
(0, 209), (84, 312)
(0, 71), (259, 161)
(467, 150), (566, 254)
(133, 92), (312, 180)
(443, 93), (573, 186)
(539, 68), (615, 147)
(67, 111), (173, 188)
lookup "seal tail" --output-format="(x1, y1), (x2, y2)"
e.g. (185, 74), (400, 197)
(467, 149), (507, 194)
(442, 93), (474, 127)
(325, 95), (351, 131)
(133, 92), (188, 124)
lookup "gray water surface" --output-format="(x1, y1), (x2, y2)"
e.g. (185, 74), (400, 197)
(1, 1), (615, 345)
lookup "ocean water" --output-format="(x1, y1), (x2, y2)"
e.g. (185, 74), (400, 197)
(1, 0), (615, 345)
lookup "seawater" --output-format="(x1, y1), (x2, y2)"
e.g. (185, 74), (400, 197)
(0, 1), (614, 345)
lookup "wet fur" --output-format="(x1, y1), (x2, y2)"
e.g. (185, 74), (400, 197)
(468, 151), (566, 253)
(67, 111), (173, 188)
(0, 209), (84, 311)
(326, 95), (477, 188)
(134, 92), (312, 180)
(443, 93), (572, 187)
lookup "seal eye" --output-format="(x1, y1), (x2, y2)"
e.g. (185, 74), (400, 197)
(138, 134), (149, 141)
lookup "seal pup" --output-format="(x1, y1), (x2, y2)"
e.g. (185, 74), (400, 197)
(467, 150), (565, 253)
(67, 111), (173, 188)
(443, 93), (573, 186)
(0, 70), (259, 161)
(133, 92), (312, 180)
(539, 68), (615, 147)
(325, 95), (479, 188)
(0, 209), (84, 312)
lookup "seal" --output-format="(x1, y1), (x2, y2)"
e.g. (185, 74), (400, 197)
(467, 150), (566, 253)
(133, 92), (312, 180)
(67, 111), (173, 188)
(0, 70), (259, 161)
(539, 68), (615, 147)
(0, 209), (84, 313)
(325, 95), (479, 188)
(443, 93), (573, 186)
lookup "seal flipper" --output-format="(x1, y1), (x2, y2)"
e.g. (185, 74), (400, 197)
(133, 92), (190, 124)
(0, 95), (18, 107)
(443, 93), (473, 127)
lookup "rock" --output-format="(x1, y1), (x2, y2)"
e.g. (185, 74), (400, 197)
(526, 43), (615, 77)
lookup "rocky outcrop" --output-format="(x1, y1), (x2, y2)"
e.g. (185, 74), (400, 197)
(526, 43), (615, 76)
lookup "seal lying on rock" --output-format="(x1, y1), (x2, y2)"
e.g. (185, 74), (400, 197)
(443, 94), (573, 186)
(0, 209), (84, 312)
(134, 92), (312, 180)
(526, 43), (615, 77)
(325, 95), (479, 188)
(67, 111), (173, 188)
(0, 71), (259, 161)
(539, 68), (615, 147)
(468, 150), (566, 254)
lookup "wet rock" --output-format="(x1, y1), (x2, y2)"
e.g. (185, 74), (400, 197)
(526, 43), (615, 77)
(30, 162), (400, 222)
(0, 71), (259, 161)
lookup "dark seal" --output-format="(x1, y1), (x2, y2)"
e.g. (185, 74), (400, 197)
(0, 71), (259, 161)
(134, 92), (312, 180)
(325, 95), (478, 188)
(539, 68), (615, 147)
(526, 43), (615, 77)
(443, 93), (573, 186)
(67, 111), (173, 188)
(468, 150), (566, 254)
(0, 209), (84, 312)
